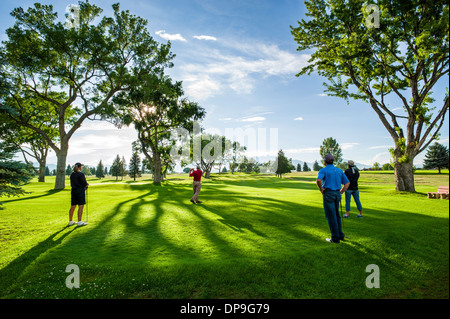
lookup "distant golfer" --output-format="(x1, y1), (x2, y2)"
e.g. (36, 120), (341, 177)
(316, 154), (350, 243)
(189, 165), (203, 204)
(344, 160), (363, 218)
(68, 162), (89, 226)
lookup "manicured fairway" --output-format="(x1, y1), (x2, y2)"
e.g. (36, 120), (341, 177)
(0, 171), (448, 299)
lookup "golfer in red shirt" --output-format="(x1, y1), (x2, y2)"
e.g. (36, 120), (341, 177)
(189, 165), (203, 204)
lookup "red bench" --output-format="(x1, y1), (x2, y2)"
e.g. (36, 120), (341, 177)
(427, 186), (449, 200)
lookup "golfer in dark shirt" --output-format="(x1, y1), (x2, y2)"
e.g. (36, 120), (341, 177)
(68, 162), (89, 226)
(344, 160), (363, 218)
(316, 154), (350, 243)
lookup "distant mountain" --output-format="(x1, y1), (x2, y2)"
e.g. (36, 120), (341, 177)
(343, 160), (372, 169)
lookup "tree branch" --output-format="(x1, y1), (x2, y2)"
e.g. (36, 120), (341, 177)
(417, 97), (449, 154)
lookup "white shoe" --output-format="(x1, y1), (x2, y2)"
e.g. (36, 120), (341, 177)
(326, 238), (339, 243)
(77, 221), (88, 226)
(68, 221), (76, 226)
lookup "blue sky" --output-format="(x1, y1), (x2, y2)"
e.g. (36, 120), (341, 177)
(1, 0), (448, 169)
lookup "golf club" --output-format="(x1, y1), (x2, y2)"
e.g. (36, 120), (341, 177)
(340, 198), (349, 240)
(85, 186), (88, 223)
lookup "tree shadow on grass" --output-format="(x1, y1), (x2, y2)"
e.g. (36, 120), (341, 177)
(0, 225), (78, 296)
(1, 179), (448, 298)
(209, 175), (319, 191)
(2, 189), (65, 204)
(9, 181), (328, 270)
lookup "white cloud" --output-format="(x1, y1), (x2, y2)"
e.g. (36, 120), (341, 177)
(368, 145), (392, 150)
(181, 41), (310, 100)
(66, 127), (137, 167)
(155, 30), (187, 42)
(341, 142), (360, 150)
(371, 152), (391, 165)
(78, 120), (119, 132)
(193, 35), (217, 41)
(284, 147), (320, 154)
(182, 74), (221, 101)
(317, 93), (328, 97)
(294, 117), (303, 121)
(358, 152), (391, 166)
(241, 116), (266, 122)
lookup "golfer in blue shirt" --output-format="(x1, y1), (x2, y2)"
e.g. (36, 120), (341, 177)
(316, 154), (350, 243)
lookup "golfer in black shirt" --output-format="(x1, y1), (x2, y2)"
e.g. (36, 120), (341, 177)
(344, 160), (363, 218)
(68, 162), (89, 226)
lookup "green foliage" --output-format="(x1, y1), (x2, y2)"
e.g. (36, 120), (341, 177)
(237, 156), (259, 173)
(320, 137), (343, 165)
(303, 162), (311, 172)
(120, 156), (127, 180)
(128, 152), (142, 181)
(0, 142), (33, 206)
(110, 155), (122, 181)
(275, 150), (294, 177)
(81, 166), (91, 176)
(423, 143), (450, 173)
(96, 160), (105, 179)
(313, 160), (322, 171)
(372, 162), (381, 170)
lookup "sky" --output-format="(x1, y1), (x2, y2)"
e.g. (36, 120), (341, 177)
(1, 0), (448, 170)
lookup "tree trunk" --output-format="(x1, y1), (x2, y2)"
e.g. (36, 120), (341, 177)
(394, 160), (415, 192)
(54, 145), (68, 190)
(38, 161), (46, 183)
(153, 155), (162, 184)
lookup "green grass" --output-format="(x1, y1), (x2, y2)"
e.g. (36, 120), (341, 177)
(0, 171), (448, 299)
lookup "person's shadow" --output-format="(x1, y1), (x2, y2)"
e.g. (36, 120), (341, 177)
(0, 226), (78, 295)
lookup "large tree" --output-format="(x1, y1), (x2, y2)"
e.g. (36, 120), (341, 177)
(115, 74), (205, 184)
(0, 1), (174, 189)
(291, 0), (449, 192)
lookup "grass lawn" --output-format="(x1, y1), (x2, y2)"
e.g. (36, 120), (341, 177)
(0, 171), (448, 299)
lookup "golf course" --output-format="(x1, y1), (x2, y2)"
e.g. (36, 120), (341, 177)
(0, 170), (448, 299)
